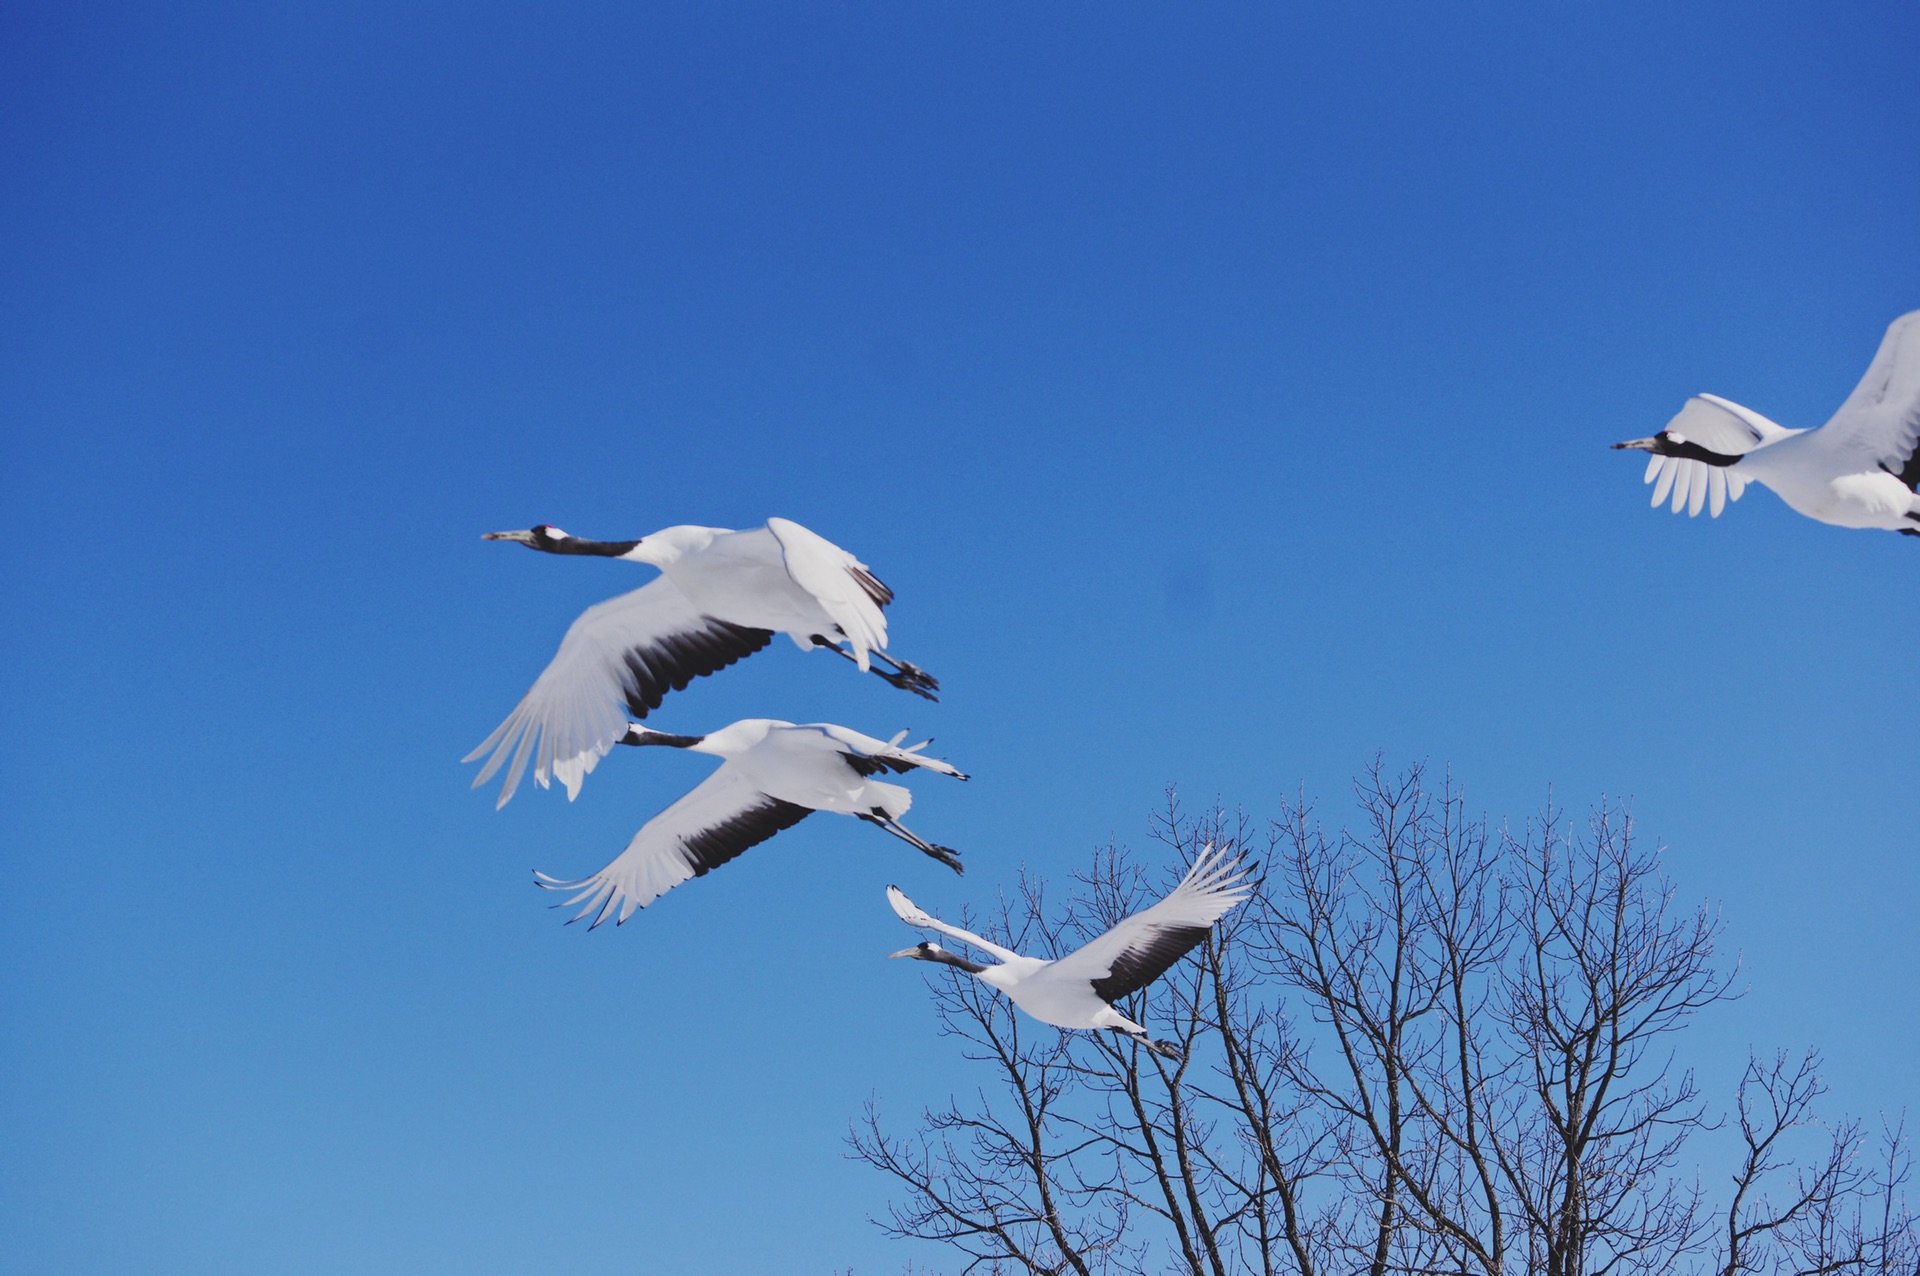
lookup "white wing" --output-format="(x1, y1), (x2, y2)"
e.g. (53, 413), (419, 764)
(1046, 846), (1251, 1002)
(766, 518), (890, 670)
(534, 765), (814, 925)
(1645, 394), (1797, 518)
(1815, 310), (1920, 485)
(465, 578), (773, 808)
(886, 885), (1021, 963)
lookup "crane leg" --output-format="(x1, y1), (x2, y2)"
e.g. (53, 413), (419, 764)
(871, 649), (940, 694)
(857, 810), (963, 874)
(809, 636), (940, 700)
(1109, 1027), (1184, 1062)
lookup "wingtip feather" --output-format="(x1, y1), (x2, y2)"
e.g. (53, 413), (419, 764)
(1651, 461), (1678, 507)
(887, 884), (936, 926)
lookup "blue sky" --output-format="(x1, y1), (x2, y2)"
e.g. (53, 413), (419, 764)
(3, 3), (1917, 1271)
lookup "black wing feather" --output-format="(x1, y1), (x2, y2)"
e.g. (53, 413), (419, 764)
(843, 752), (918, 777)
(1090, 924), (1213, 1004)
(680, 798), (814, 878)
(621, 619), (774, 718)
(850, 566), (893, 608)
(1887, 411), (1920, 491)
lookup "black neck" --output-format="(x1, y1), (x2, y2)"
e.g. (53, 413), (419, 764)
(1662, 436), (1742, 468)
(543, 537), (642, 557)
(622, 732), (705, 749)
(924, 948), (988, 974)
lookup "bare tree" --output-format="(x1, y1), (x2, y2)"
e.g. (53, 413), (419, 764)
(852, 764), (1916, 1276)
(1717, 1067), (1920, 1276)
(1716, 1049), (1864, 1276)
(1495, 799), (1730, 1276)
(1255, 764), (1513, 1276)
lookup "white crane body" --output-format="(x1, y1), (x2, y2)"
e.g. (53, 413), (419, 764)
(717, 721), (917, 820)
(633, 525), (872, 654)
(975, 962), (1153, 1037)
(1729, 429), (1917, 529)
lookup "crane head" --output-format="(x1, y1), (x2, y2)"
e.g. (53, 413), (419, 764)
(888, 941), (988, 974)
(483, 525), (569, 549)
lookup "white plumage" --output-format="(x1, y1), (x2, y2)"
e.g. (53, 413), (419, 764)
(888, 845), (1251, 1059)
(1616, 310), (1920, 534)
(535, 720), (967, 925)
(467, 518), (938, 808)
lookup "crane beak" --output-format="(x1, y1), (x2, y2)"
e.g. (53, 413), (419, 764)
(1612, 436), (1659, 452)
(887, 946), (922, 960)
(483, 529), (538, 543)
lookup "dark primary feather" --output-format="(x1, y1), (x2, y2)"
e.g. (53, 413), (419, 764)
(850, 565), (893, 609)
(679, 797), (814, 877)
(1886, 408), (1920, 491)
(1089, 924), (1214, 1004)
(843, 752), (920, 777)
(621, 619), (774, 718)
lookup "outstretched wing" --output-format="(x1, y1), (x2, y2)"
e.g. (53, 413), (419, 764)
(766, 518), (891, 669)
(886, 885), (1021, 964)
(1645, 394), (1797, 518)
(1048, 846), (1252, 1004)
(1817, 310), (1920, 490)
(535, 766), (814, 926)
(466, 578), (773, 808)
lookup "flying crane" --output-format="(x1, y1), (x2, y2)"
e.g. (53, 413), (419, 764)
(535, 719), (967, 925)
(888, 845), (1251, 1060)
(1614, 310), (1920, 535)
(468, 517), (939, 807)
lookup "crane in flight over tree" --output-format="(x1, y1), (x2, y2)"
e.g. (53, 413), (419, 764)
(888, 845), (1250, 1061)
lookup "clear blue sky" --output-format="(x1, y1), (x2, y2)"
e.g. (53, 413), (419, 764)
(3, 3), (1916, 1272)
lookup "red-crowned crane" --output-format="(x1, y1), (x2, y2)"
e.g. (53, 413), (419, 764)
(535, 720), (966, 925)
(1615, 310), (1920, 535)
(887, 845), (1251, 1060)
(468, 517), (938, 807)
